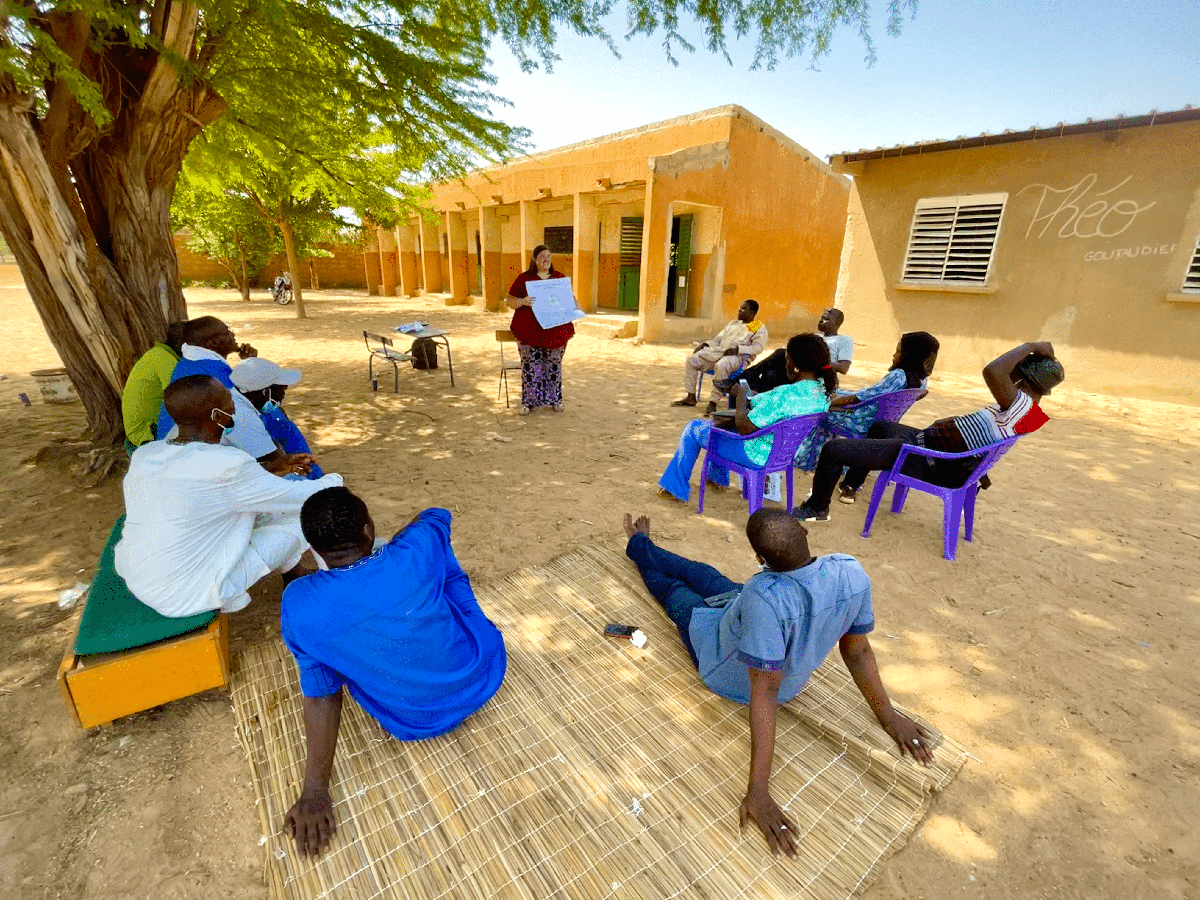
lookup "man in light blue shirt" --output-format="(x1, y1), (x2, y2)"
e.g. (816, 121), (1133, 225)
(818, 308), (853, 375)
(622, 509), (932, 857)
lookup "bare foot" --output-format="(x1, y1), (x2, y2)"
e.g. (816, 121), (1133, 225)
(623, 513), (651, 539)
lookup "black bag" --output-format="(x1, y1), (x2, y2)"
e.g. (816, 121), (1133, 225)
(410, 337), (438, 370)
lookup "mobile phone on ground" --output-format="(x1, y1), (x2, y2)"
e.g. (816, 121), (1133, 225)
(604, 623), (639, 639)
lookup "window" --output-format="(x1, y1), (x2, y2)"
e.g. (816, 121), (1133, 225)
(543, 226), (574, 254)
(901, 193), (1006, 285)
(1183, 236), (1200, 294)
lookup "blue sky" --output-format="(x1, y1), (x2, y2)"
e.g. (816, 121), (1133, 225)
(484, 0), (1199, 161)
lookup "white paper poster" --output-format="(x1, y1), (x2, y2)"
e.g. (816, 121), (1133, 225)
(526, 278), (585, 330)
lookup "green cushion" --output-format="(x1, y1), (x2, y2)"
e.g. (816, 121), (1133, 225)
(74, 516), (217, 655)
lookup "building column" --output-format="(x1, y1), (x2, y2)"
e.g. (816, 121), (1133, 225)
(445, 210), (470, 305)
(396, 223), (418, 296)
(637, 175), (670, 341)
(519, 198), (542, 269)
(479, 205), (504, 311)
(362, 225), (381, 296)
(572, 192), (598, 313)
(418, 215), (442, 293)
(378, 225), (398, 296)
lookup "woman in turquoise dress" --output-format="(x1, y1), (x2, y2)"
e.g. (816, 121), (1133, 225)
(794, 331), (940, 472)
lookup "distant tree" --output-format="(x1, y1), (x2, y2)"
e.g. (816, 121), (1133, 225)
(172, 175), (276, 301)
(0, 1), (913, 443)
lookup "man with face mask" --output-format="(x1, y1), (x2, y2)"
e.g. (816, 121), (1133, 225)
(231, 358), (324, 480)
(116, 375), (343, 618)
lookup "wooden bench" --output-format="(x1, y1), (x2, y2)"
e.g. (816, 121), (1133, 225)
(57, 516), (232, 728)
(364, 330), (411, 392)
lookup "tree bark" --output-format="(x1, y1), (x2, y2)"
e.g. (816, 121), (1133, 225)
(309, 258), (320, 291)
(279, 219), (307, 318)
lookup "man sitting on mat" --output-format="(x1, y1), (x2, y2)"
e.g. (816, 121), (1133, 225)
(116, 375), (342, 617)
(281, 487), (507, 858)
(622, 509), (932, 857)
(794, 341), (1064, 521)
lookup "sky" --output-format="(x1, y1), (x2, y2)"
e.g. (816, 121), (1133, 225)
(481, 0), (1200, 161)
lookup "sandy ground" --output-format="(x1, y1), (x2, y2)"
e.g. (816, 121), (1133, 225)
(0, 284), (1197, 900)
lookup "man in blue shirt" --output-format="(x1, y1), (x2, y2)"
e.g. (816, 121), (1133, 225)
(622, 509), (933, 857)
(281, 488), (507, 857)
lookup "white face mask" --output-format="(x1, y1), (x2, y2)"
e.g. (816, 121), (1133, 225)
(211, 407), (236, 438)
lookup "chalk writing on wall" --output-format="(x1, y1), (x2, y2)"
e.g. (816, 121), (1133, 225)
(1018, 174), (1156, 240)
(1083, 243), (1177, 263)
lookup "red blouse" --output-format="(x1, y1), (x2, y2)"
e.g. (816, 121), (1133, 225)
(508, 271), (575, 350)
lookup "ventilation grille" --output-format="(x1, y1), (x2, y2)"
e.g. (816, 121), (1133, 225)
(902, 194), (1005, 284)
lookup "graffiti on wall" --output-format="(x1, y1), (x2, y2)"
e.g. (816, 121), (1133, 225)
(1018, 174), (1156, 240)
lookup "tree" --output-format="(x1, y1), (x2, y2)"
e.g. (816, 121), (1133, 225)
(172, 173), (277, 300)
(0, 1), (914, 444)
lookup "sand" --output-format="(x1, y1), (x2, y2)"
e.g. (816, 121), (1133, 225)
(0, 284), (1197, 900)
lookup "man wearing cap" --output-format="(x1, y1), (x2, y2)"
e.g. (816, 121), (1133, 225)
(153, 317), (306, 474)
(795, 342), (1064, 522)
(231, 358), (324, 480)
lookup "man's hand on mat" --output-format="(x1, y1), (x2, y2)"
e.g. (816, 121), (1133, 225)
(880, 710), (934, 767)
(285, 789), (337, 857)
(739, 789), (798, 857)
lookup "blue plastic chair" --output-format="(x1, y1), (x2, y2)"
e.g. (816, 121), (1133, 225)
(829, 388), (928, 437)
(860, 436), (1020, 560)
(696, 352), (755, 399)
(698, 413), (823, 515)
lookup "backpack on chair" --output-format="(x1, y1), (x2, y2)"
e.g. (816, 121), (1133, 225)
(410, 337), (438, 370)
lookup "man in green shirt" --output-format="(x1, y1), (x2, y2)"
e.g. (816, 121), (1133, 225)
(121, 321), (189, 448)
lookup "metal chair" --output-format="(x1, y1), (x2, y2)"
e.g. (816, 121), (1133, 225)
(860, 436), (1020, 560)
(496, 330), (522, 407)
(363, 331), (410, 392)
(829, 387), (927, 437)
(698, 413), (823, 515)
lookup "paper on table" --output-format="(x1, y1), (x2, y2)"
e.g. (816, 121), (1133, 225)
(526, 278), (585, 330)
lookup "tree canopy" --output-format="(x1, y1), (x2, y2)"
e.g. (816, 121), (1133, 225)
(0, 0), (914, 442)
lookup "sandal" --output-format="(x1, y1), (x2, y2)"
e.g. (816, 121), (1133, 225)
(670, 397), (698, 407)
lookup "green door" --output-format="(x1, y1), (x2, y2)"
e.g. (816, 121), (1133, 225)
(617, 216), (644, 310)
(670, 213), (693, 313)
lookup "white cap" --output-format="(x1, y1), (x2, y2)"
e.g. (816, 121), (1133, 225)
(230, 357), (302, 392)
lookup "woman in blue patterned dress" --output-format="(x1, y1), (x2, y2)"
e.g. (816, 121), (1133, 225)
(794, 332), (939, 472)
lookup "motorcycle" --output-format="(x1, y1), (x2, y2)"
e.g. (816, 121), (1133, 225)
(271, 273), (294, 305)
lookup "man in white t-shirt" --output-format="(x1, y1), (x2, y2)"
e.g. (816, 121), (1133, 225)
(817, 309), (853, 375)
(117, 375), (343, 617)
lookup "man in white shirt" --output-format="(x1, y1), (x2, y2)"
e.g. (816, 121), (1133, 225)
(117, 375), (343, 618)
(818, 309), (853, 375)
(673, 299), (768, 415)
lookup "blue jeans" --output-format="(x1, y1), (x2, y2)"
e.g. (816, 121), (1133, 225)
(625, 532), (742, 667)
(657, 420), (753, 502)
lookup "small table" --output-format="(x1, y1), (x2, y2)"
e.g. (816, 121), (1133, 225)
(394, 325), (454, 386)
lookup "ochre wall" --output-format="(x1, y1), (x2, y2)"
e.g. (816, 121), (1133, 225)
(175, 236), (368, 289)
(836, 122), (1200, 404)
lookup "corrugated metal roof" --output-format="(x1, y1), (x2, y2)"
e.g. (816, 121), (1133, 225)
(830, 106), (1199, 165)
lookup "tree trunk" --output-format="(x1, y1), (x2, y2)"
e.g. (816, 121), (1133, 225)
(279, 219), (307, 318)
(235, 229), (251, 300)
(0, 4), (223, 445)
(309, 258), (320, 291)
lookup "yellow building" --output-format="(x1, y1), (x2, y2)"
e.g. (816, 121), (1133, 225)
(830, 107), (1200, 404)
(366, 106), (850, 343)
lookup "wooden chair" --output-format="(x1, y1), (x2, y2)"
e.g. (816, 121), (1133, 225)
(364, 331), (411, 392)
(496, 330), (522, 407)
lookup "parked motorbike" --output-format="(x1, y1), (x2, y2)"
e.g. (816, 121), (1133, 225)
(272, 273), (293, 305)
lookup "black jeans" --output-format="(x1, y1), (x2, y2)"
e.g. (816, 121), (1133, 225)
(808, 422), (922, 511)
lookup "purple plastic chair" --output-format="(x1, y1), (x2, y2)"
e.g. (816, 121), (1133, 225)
(830, 387), (927, 437)
(698, 413), (823, 515)
(860, 435), (1020, 560)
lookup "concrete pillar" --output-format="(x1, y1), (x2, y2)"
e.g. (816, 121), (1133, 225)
(362, 226), (381, 296)
(479, 205), (504, 312)
(445, 211), (470, 305)
(572, 192), (598, 313)
(377, 226), (398, 296)
(637, 177), (670, 341)
(396, 223), (418, 296)
(418, 215), (442, 293)
(519, 199), (542, 268)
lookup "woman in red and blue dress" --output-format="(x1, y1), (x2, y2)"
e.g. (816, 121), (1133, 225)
(505, 245), (575, 415)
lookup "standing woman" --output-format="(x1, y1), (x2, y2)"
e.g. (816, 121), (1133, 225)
(505, 245), (575, 415)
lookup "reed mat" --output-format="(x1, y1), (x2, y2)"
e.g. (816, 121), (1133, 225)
(231, 539), (968, 900)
